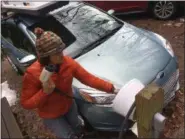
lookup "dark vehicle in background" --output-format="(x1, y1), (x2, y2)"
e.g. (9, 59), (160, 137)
(87, 1), (184, 20)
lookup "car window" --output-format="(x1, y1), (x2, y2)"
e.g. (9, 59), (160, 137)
(1, 24), (14, 44)
(28, 15), (76, 48)
(1, 23), (36, 55)
(1, 35), (30, 59)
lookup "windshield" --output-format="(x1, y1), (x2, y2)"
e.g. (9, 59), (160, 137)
(50, 2), (122, 50)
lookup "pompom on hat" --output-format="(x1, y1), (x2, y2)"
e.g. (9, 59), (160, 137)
(34, 27), (66, 58)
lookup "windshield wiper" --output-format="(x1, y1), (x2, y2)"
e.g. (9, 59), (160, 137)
(74, 25), (122, 58)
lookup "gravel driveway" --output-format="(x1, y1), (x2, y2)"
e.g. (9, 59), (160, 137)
(1, 14), (184, 138)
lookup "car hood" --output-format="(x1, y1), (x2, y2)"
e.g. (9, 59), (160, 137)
(72, 23), (171, 88)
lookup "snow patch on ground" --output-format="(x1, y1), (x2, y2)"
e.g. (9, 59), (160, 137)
(1, 81), (18, 106)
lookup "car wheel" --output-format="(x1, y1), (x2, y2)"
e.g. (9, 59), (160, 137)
(78, 113), (94, 131)
(5, 54), (23, 75)
(151, 1), (176, 20)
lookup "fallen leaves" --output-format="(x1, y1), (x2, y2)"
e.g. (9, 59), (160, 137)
(172, 113), (175, 119)
(180, 18), (185, 23)
(174, 23), (183, 28)
(161, 89), (184, 138)
(163, 19), (184, 28)
(163, 22), (174, 27)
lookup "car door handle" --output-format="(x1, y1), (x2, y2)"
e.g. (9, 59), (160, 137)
(1, 44), (5, 49)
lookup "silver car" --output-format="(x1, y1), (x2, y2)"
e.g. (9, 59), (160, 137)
(1, 2), (179, 132)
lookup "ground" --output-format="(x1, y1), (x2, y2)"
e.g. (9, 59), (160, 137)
(1, 13), (184, 139)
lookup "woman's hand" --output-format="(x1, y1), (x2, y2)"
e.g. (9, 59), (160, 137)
(112, 86), (120, 94)
(42, 79), (55, 94)
(113, 88), (120, 94)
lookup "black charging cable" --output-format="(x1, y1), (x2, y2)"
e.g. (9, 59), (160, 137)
(118, 102), (136, 139)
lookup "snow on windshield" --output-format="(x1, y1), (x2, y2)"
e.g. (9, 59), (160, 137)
(50, 3), (121, 48)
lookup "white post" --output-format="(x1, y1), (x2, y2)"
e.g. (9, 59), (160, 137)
(152, 113), (166, 138)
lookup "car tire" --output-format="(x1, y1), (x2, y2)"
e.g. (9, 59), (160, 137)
(151, 1), (177, 20)
(78, 113), (94, 132)
(5, 54), (24, 75)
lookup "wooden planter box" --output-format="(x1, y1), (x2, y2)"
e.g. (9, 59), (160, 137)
(1, 97), (23, 138)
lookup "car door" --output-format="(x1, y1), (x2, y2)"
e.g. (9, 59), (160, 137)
(1, 21), (36, 74)
(2, 22), (36, 54)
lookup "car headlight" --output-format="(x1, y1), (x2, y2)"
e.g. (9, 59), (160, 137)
(79, 88), (116, 105)
(165, 41), (174, 57)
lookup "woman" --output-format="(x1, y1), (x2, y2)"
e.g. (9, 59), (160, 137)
(21, 28), (118, 139)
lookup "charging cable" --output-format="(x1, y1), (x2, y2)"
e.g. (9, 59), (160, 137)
(118, 102), (136, 139)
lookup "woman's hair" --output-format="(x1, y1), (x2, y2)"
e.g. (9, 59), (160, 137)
(38, 56), (50, 66)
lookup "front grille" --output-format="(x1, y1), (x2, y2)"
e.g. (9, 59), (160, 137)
(162, 69), (179, 104)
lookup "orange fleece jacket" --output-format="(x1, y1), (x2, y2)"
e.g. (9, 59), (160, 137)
(21, 56), (114, 118)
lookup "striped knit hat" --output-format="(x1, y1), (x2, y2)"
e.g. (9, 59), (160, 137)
(34, 27), (66, 58)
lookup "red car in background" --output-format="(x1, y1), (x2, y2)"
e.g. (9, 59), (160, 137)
(87, 1), (184, 20)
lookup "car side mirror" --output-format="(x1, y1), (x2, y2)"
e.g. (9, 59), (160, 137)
(107, 9), (115, 15)
(18, 54), (36, 66)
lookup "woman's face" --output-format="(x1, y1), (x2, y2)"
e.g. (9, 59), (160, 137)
(49, 52), (63, 65)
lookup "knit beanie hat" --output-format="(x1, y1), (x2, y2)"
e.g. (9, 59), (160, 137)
(34, 27), (66, 58)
